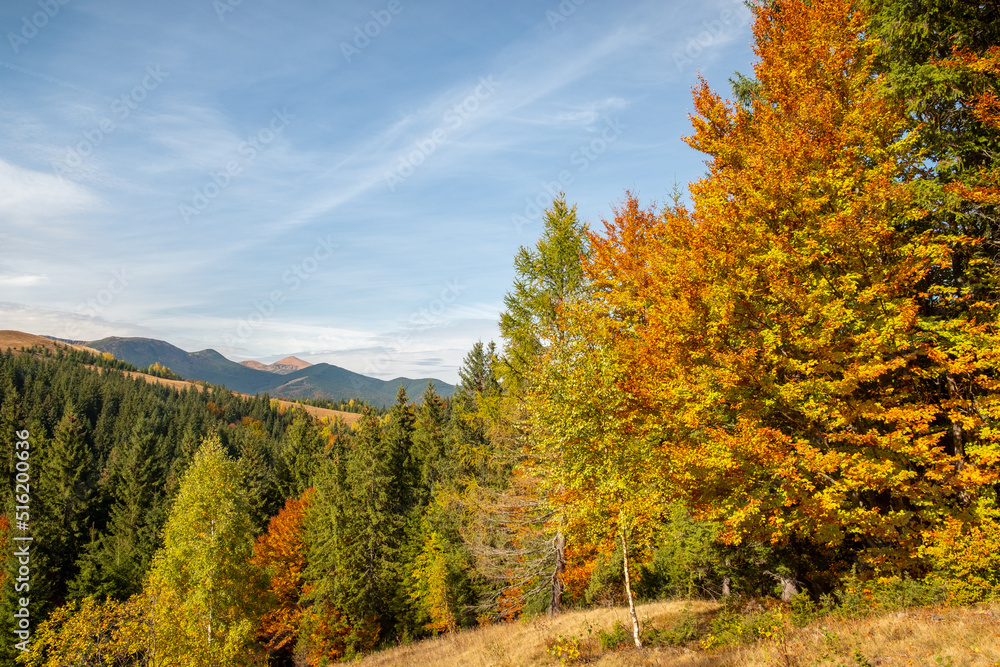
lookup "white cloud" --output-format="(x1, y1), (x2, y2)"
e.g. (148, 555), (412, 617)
(0, 158), (102, 225)
(0, 274), (49, 287)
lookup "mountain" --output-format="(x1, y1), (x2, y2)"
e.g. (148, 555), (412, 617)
(87, 337), (454, 405)
(239, 356), (312, 375)
(261, 364), (446, 408)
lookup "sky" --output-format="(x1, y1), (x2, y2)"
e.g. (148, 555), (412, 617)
(0, 0), (756, 384)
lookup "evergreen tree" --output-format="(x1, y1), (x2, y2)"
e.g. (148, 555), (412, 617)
(384, 386), (417, 513)
(411, 383), (449, 501)
(70, 417), (164, 601)
(278, 411), (326, 499)
(338, 412), (406, 637)
(35, 412), (95, 600)
(449, 342), (504, 486)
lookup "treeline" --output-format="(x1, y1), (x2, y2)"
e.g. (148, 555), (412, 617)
(285, 396), (381, 415)
(1, 344), (514, 665)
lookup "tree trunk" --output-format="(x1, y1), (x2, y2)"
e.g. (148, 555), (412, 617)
(548, 530), (565, 617)
(766, 570), (799, 602)
(621, 528), (642, 649)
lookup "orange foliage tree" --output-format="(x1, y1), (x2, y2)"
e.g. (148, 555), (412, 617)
(252, 488), (315, 659)
(575, 0), (1000, 589)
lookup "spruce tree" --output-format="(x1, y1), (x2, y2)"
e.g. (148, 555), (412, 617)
(411, 383), (449, 501)
(70, 417), (163, 600)
(338, 411), (405, 636)
(278, 411), (326, 498)
(34, 412), (95, 599)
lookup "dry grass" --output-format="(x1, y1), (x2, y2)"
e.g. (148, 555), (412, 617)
(699, 604), (1000, 667)
(355, 600), (1000, 667)
(357, 601), (717, 667)
(0, 329), (102, 356)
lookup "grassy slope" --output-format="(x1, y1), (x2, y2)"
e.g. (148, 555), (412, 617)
(357, 599), (1000, 666)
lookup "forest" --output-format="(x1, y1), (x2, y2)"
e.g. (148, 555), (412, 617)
(3, 0), (999, 663)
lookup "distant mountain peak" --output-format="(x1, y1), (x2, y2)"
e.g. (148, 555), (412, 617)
(275, 356), (311, 369)
(85, 335), (452, 406)
(239, 356), (312, 375)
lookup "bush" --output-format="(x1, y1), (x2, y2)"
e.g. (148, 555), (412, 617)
(922, 508), (1000, 605)
(597, 620), (631, 650)
(641, 608), (706, 647)
(833, 570), (947, 617)
(634, 505), (724, 600)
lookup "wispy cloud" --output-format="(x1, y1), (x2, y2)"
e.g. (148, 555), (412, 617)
(0, 0), (754, 384)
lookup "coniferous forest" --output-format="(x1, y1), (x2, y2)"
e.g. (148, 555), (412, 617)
(3, 0), (1000, 663)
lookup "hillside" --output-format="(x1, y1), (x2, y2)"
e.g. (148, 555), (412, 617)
(0, 331), (361, 425)
(0, 330), (103, 356)
(356, 599), (1000, 666)
(87, 337), (278, 392)
(87, 336), (454, 406)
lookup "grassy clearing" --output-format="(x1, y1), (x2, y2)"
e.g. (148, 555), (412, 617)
(356, 599), (1000, 666)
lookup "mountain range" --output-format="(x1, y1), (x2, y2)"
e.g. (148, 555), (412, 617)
(87, 337), (454, 406)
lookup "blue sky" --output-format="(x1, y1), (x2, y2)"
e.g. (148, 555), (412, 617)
(0, 0), (755, 384)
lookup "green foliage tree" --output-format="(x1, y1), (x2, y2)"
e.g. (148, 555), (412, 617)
(35, 412), (95, 599)
(499, 194), (590, 394)
(147, 435), (267, 665)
